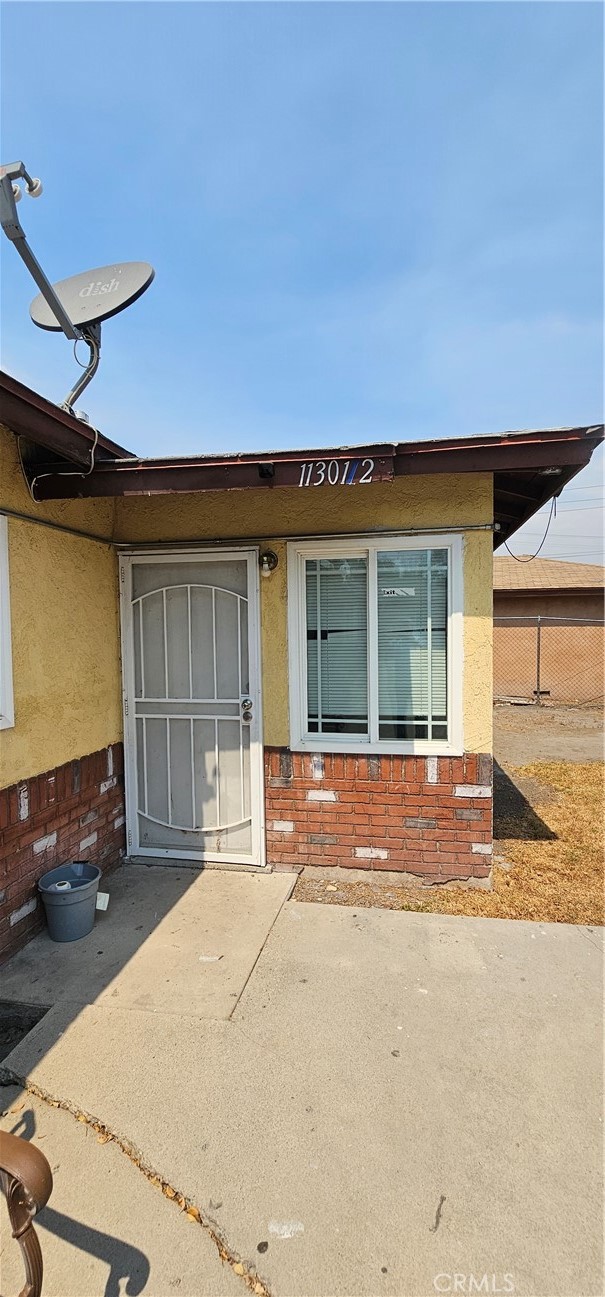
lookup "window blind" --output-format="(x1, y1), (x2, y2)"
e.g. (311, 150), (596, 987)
(377, 549), (447, 740)
(306, 558), (368, 734)
(301, 545), (450, 744)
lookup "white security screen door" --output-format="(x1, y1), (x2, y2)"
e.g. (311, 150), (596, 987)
(121, 551), (264, 865)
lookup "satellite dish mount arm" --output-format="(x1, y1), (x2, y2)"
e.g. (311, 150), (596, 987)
(0, 160), (100, 411)
(63, 322), (101, 411)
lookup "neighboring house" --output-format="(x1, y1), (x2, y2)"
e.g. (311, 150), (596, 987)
(1, 369), (602, 958)
(493, 556), (605, 704)
(494, 555), (604, 620)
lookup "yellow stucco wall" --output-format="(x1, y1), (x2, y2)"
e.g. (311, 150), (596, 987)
(1, 416), (493, 790)
(0, 427), (123, 787)
(462, 524), (494, 752)
(114, 472), (493, 752)
(0, 426), (117, 540)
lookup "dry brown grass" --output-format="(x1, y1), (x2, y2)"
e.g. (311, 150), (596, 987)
(294, 761), (604, 925)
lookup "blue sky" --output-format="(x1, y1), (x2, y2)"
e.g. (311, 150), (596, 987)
(1, 2), (603, 560)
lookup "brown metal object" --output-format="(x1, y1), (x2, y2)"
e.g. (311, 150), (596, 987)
(25, 425), (603, 504)
(1, 367), (602, 545)
(29, 446), (396, 498)
(0, 1129), (53, 1297)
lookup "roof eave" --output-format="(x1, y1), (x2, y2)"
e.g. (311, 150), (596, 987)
(0, 370), (133, 465)
(1, 372), (601, 550)
(494, 585), (605, 596)
(26, 426), (604, 503)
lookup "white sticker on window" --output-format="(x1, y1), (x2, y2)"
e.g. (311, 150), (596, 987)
(381, 587), (415, 597)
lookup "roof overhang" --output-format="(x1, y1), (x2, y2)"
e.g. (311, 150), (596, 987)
(494, 586), (604, 597)
(1, 371), (602, 547)
(0, 370), (133, 465)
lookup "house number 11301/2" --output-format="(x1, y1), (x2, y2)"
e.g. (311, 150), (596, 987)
(298, 458), (375, 487)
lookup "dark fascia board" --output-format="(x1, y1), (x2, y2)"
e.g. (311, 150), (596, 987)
(33, 445), (394, 497)
(494, 585), (605, 597)
(0, 370), (133, 466)
(30, 424), (604, 506)
(1, 367), (601, 483)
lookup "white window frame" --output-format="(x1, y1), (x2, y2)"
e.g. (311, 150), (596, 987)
(287, 533), (464, 755)
(0, 516), (15, 730)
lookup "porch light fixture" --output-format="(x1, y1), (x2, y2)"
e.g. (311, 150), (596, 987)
(260, 550), (278, 578)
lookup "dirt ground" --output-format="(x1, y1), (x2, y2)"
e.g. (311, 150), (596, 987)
(294, 760), (603, 924)
(294, 705), (604, 925)
(494, 702), (603, 764)
(0, 1000), (48, 1062)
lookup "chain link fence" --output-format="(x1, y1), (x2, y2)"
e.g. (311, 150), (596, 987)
(494, 615), (605, 706)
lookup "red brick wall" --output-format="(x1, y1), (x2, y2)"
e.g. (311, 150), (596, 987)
(265, 749), (492, 884)
(0, 743), (126, 963)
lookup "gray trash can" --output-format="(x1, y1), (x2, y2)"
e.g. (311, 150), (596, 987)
(38, 862), (102, 942)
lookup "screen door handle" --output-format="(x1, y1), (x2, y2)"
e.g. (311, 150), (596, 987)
(241, 697), (253, 723)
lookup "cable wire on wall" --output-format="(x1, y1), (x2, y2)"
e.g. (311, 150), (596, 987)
(17, 429), (100, 503)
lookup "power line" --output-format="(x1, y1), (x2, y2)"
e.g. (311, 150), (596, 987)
(515, 540), (604, 547)
(527, 503), (603, 512)
(521, 551), (603, 559)
(496, 545), (604, 558)
(519, 524), (602, 534)
(529, 505), (603, 514)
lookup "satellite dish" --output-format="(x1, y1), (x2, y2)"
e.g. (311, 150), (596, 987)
(30, 261), (155, 331)
(0, 161), (156, 415)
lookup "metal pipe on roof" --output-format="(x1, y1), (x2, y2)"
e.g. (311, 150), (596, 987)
(0, 506), (114, 546)
(114, 523), (499, 551)
(0, 506), (498, 548)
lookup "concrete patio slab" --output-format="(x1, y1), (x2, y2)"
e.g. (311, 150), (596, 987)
(1, 903), (602, 1297)
(0, 864), (295, 1020)
(0, 1084), (242, 1297)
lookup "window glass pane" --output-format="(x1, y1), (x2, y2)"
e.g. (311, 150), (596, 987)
(305, 557), (368, 735)
(377, 549), (447, 740)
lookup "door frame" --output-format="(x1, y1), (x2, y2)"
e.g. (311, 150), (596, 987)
(119, 546), (266, 867)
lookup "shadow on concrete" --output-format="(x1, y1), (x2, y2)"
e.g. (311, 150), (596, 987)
(0, 864), (293, 1091)
(0, 867), (211, 1084)
(493, 761), (558, 841)
(0, 1001), (51, 1065)
(39, 1206), (150, 1297)
(1, 1095), (150, 1297)
(7, 1104), (36, 1141)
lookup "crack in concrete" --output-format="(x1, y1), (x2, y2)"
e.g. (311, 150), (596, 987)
(0, 1071), (271, 1297)
(574, 926), (602, 953)
(227, 877), (297, 1022)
